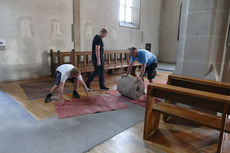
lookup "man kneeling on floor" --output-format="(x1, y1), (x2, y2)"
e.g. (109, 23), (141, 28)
(45, 64), (89, 105)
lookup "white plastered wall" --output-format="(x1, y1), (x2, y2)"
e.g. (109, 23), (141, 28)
(0, 0), (73, 82)
(79, 0), (162, 56)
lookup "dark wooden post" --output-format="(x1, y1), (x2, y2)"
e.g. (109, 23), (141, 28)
(84, 55), (87, 68)
(71, 49), (76, 66)
(50, 49), (55, 77)
(108, 53), (111, 66)
(115, 53), (117, 65)
(57, 50), (62, 66)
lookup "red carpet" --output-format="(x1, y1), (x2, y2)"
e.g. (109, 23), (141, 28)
(55, 95), (128, 119)
(106, 80), (165, 107)
(106, 91), (160, 107)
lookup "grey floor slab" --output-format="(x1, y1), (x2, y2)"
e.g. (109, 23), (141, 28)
(0, 90), (145, 153)
(158, 62), (176, 72)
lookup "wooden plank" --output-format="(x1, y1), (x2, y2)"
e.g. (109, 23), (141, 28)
(144, 93), (161, 139)
(154, 102), (230, 132)
(148, 84), (230, 105)
(164, 74), (230, 122)
(217, 104), (229, 153)
(168, 75), (230, 95)
(169, 74), (230, 89)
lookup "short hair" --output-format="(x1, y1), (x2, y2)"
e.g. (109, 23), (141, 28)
(130, 47), (137, 52)
(70, 67), (80, 75)
(100, 28), (108, 34)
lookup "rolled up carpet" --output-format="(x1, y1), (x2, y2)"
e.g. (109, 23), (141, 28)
(117, 75), (144, 100)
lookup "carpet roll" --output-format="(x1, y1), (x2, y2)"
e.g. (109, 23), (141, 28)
(117, 76), (144, 100)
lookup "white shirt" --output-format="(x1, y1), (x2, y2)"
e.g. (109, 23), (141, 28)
(56, 64), (83, 83)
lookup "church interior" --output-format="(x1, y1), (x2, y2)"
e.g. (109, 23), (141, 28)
(0, 0), (230, 153)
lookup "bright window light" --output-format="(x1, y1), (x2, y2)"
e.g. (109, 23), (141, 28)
(119, 0), (133, 23)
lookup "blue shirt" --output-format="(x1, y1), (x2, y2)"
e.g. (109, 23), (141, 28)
(130, 49), (157, 66)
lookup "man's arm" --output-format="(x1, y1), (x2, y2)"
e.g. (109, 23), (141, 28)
(73, 79), (79, 91)
(139, 63), (146, 78)
(124, 62), (134, 76)
(79, 80), (89, 96)
(96, 45), (101, 66)
(59, 82), (65, 100)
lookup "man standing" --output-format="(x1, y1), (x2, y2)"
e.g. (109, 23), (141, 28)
(123, 47), (157, 83)
(85, 28), (109, 90)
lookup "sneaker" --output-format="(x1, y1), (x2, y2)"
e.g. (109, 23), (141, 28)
(85, 82), (93, 91)
(87, 88), (93, 91)
(45, 93), (52, 103)
(73, 90), (80, 99)
(100, 86), (110, 90)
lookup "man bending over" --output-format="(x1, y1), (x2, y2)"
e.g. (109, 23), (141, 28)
(123, 47), (157, 83)
(45, 64), (89, 105)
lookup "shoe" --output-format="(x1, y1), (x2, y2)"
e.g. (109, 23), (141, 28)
(45, 93), (52, 103)
(87, 88), (93, 91)
(73, 90), (80, 99)
(100, 86), (110, 90)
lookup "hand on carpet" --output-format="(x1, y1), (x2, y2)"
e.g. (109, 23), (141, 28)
(121, 74), (128, 78)
(58, 102), (65, 106)
(58, 99), (65, 106)
(137, 77), (143, 82)
(85, 96), (92, 101)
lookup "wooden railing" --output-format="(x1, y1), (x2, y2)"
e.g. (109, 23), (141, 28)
(50, 49), (141, 76)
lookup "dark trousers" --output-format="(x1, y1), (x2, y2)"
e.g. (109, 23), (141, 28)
(86, 60), (105, 87)
(145, 62), (157, 80)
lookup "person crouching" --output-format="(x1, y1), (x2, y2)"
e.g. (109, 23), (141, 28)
(45, 64), (89, 105)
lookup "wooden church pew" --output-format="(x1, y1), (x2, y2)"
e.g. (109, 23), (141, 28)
(163, 74), (230, 121)
(144, 83), (230, 153)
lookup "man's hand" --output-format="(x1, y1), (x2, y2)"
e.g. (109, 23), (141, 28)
(58, 99), (65, 106)
(86, 91), (89, 97)
(97, 61), (101, 66)
(137, 77), (143, 82)
(122, 74), (128, 78)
